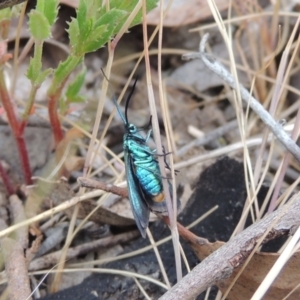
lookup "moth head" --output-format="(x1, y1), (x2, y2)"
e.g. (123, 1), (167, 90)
(127, 123), (137, 134)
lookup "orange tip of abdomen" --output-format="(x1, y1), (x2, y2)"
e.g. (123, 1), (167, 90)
(153, 192), (165, 202)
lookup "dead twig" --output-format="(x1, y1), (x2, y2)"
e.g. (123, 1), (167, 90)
(9, 195), (28, 249)
(78, 177), (128, 197)
(29, 231), (139, 271)
(177, 120), (238, 157)
(0, 189), (107, 239)
(2, 195), (31, 300)
(2, 238), (32, 300)
(183, 33), (300, 163)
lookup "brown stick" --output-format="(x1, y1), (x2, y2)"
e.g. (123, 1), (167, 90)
(2, 195), (31, 300)
(29, 231), (139, 271)
(0, 0), (26, 9)
(78, 177), (129, 198)
(3, 238), (32, 300)
(9, 195), (28, 249)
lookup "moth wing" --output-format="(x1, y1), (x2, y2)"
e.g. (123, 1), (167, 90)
(124, 151), (150, 238)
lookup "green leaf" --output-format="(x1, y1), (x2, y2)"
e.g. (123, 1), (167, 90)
(59, 96), (68, 114)
(65, 68), (86, 103)
(26, 57), (40, 81)
(28, 10), (51, 40)
(76, 0), (102, 19)
(72, 95), (85, 102)
(72, 1), (97, 51)
(81, 9), (126, 53)
(43, 0), (58, 26)
(110, 0), (158, 12)
(35, 68), (53, 86)
(67, 94), (85, 103)
(36, 0), (58, 25)
(68, 0), (158, 56)
(51, 56), (82, 92)
(77, 0), (87, 33)
(109, 0), (158, 31)
(67, 18), (80, 50)
(94, 8), (125, 28)
(36, 0), (45, 13)
(0, 8), (11, 21)
(87, 0), (102, 19)
(81, 24), (108, 53)
(53, 58), (73, 84)
(70, 8), (125, 54)
(79, 18), (94, 44)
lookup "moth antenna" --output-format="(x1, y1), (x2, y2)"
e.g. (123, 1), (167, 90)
(125, 77), (139, 123)
(113, 96), (127, 125)
(101, 69), (127, 124)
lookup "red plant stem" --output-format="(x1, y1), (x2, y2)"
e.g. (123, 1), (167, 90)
(48, 93), (64, 145)
(48, 78), (69, 146)
(17, 135), (32, 182)
(1, 19), (10, 39)
(0, 160), (15, 195)
(0, 70), (32, 185)
(19, 119), (27, 135)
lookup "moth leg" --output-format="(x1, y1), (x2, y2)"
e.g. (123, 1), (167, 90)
(154, 146), (180, 175)
(145, 129), (153, 143)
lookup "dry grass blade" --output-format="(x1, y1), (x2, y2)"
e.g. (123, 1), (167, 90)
(142, 0), (182, 282)
(250, 226), (300, 299)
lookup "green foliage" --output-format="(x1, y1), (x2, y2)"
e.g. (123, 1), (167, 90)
(0, 8), (11, 22)
(25, 0), (159, 143)
(27, 41), (53, 84)
(27, 56), (41, 82)
(82, 9), (125, 53)
(108, 0), (158, 31)
(28, 0), (58, 40)
(68, 0), (158, 56)
(36, 68), (53, 86)
(65, 68), (86, 103)
(59, 96), (68, 115)
(60, 69), (85, 111)
(68, 8), (126, 56)
(50, 55), (83, 93)
(36, 0), (58, 26)
(28, 10), (51, 40)
(27, 0), (59, 84)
